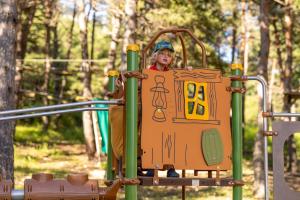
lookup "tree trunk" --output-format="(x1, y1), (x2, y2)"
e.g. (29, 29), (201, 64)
(272, 19), (283, 73)
(106, 10), (122, 71)
(78, 0), (96, 159)
(42, 0), (54, 132)
(121, 0), (137, 70)
(0, 0), (17, 182)
(231, 7), (237, 64)
(240, 0), (249, 154)
(15, 0), (36, 107)
(102, 9), (122, 92)
(253, 0), (270, 198)
(91, 11), (96, 68)
(57, 2), (76, 103)
(282, 0), (297, 174)
(52, 9), (61, 103)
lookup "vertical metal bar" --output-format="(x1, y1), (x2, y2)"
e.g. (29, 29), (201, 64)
(231, 64), (243, 200)
(125, 44), (139, 200)
(246, 75), (269, 200)
(107, 70), (119, 180)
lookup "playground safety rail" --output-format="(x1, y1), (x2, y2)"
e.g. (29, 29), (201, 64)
(0, 100), (123, 121)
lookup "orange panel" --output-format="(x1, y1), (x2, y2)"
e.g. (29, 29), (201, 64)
(141, 69), (232, 170)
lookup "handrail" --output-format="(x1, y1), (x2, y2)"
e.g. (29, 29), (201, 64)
(0, 107), (109, 121)
(0, 100), (122, 116)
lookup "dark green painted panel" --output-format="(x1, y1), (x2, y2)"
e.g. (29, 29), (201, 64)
(202, 128), (224, 166)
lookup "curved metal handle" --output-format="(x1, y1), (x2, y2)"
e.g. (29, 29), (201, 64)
(142, 28), (207, 69)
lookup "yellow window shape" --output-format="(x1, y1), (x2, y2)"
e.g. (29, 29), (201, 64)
(184, 81), (209, 120)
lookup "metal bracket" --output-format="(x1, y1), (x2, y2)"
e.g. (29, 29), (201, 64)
(226, 87), (246, 94)
(122, 178), (140, 185)
(263, 131), (278, 136)
(262, 111), (273, 117)
(229, 75), (248, 82)
(228, 180), (245, 186)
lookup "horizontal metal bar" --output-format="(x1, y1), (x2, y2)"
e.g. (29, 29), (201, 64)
(138, 177), (235, 186)
(17, 58), (107, 63)
(0, 100), (122, 116)
(271, 112), (300, 117)
(0, 107), (108, 121)
(12, 190), (24, 200)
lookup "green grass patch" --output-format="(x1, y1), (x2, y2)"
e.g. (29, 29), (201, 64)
(15, 124), (84, 144)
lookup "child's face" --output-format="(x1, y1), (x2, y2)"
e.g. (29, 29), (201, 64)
(157, 49), (173, 66)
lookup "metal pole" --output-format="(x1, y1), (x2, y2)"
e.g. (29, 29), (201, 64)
(0, 100), (122, 116)
(0, 107), (108, 121)
(247, 75), (269, 200)
(231, 64), (243, 200)
(125, 44), (139, 200)
(271, 112), (300, 117)
(11, 190), (24, 200)
(107, 70), (119, 181)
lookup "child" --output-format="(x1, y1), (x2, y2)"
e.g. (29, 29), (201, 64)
(145, 40), (179, 178)
(149, 40), (174, 71)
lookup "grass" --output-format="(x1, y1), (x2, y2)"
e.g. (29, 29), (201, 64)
(14, 143), (105, 189)
(14, 142), (259, 199)
(15, 123), (84, 144)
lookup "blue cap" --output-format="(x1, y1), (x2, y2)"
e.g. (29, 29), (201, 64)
(153, 40), (174, 53)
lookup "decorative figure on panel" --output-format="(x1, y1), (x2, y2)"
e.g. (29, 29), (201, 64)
(151, 75), (169, 122)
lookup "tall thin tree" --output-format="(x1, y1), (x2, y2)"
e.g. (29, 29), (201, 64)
(0, 0), (17, 182)
(42, 0), (54, 132)
(15, 0), (37, 107)
(78, 0), (96, 159)
(121, 0), (137, 70)
(282, 0), (297, 173)
(253, 0), (270, 199)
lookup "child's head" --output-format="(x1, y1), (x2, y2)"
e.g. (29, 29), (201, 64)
(151, 40), (174, 67)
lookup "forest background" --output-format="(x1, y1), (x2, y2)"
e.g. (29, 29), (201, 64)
(0, 0), (299, 199)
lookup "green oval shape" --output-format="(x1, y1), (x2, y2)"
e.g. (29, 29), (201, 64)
(202, 128), (224, 166)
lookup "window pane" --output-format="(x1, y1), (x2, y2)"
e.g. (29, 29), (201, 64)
(188, 102), (194, 114)
(196, 104), (205, 115)
(188, 83), (196, 98)
(198, 86), (205, 100)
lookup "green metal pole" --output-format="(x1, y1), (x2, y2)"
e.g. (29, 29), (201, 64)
(125, 44), (139, 200)
(107, 70), (119, 180)
(231, 64), (243, 200)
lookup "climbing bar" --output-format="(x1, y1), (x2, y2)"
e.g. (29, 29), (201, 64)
(262, 111), (300, 118)
(246, 75), (269, 200)
(0, 100), (123, 116)
(0, 107), (108, 121)
(138, 177), (237, 187)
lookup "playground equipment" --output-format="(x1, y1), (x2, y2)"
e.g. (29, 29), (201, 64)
(0, 28), (299, 200)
